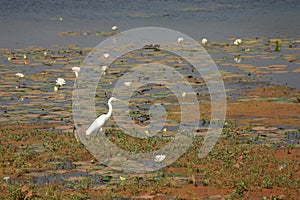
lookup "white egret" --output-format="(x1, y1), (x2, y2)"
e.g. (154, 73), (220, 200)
(86, 97), (119, 135)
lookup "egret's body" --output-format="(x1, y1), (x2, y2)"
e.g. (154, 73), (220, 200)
(86, 97), (117, 135)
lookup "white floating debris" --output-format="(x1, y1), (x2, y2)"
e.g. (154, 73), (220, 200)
(154, 154), (166, 162)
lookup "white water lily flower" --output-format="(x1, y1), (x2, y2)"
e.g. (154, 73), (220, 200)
(201, 38), (208, 45)
(72, 67), (80, 78)
(234, 56), (242, 63)
(234, 39), (242, 45)
(124, 82), (131, 86)
(178, 37), (184, 44)
(101, 65), (108, 72)
(56, 78), (66, 87)
(112, 26), (118, 31)
(103, 53), (110, 59)
(154, 154), (166, 162)
(15, 73), (24, 78)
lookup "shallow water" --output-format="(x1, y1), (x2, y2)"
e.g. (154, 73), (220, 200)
(0, 37), (299, 133)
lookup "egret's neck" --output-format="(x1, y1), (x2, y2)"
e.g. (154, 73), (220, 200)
(106, 99), (113, 118)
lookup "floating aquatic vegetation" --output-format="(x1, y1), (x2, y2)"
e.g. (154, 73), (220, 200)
(57, 31), (82, 37)
(95, 31), (113, 36)
(275, 40), (280, 51)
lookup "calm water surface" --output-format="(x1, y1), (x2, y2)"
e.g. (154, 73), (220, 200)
(0, 0), (299, 48)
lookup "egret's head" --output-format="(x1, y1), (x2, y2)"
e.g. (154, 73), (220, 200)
(110, 97), (119, 102)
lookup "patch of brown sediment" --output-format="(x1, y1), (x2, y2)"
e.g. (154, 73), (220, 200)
(245, 86), (300, 98)
(165, 185), (231, 199)
(225, 86), (300, 126)
(273, 148), (300, 161)
(0, 123), (93, 180)
(226, 100), (300, 126)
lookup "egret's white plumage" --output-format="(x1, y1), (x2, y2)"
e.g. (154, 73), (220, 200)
(85, 97), (118, 135)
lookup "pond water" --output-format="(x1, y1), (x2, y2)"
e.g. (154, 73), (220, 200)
(0, 0), (299, 135)
(0, 0), (300, 48)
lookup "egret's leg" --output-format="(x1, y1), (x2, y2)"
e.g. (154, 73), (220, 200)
(95, 127), (103, 138)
